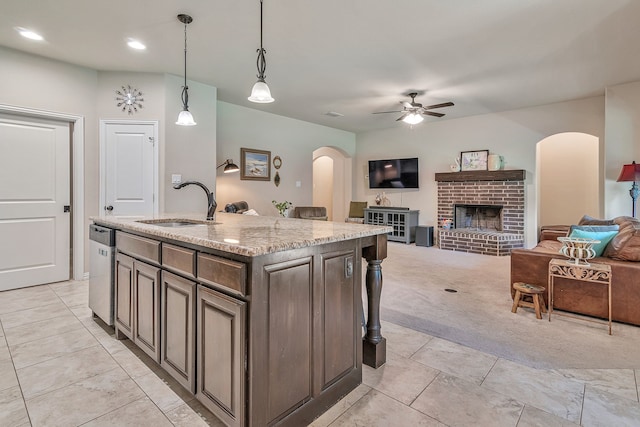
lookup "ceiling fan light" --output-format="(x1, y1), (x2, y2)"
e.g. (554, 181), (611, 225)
(248, 80), (274, 103)
(402, 113), (424, 125)
(176, 109), (196, 126)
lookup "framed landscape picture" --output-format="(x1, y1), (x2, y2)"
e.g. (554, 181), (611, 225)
(240, 148), (271, 181)
(460, 150), (489, 171)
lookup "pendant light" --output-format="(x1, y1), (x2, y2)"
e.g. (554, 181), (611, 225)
(248, 0), (274, 103)
(176, 14), (196, 126)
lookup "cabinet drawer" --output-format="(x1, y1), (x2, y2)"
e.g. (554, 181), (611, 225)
(162, 243), (196, 278)
(116, 231), (161, 264)
(197, 253), (246, 296)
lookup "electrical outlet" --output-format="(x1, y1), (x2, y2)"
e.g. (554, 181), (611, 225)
(171, 174), (182, 184)
(296, 180), (301, 188)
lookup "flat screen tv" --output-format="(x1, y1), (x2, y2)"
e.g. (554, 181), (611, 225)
(368, 157), (419, 189)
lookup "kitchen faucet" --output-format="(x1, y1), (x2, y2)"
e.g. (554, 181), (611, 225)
(173, 181), (217, 220)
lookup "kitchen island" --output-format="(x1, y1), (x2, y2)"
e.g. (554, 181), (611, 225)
(92, 213), (390, 427)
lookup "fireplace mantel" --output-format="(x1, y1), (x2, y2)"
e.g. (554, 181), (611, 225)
(435, 169), (525, 182)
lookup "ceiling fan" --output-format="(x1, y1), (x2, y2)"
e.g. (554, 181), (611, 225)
(373, 92), (454, 124)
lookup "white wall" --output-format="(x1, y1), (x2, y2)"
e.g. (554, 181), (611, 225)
(356, 97), (605, 246)
(0, 47), (218, 272)
(604, 81), (640, 218)
(96, 72), (218, 216)
(312, 156), (334, 220)
(216, 101), (356, 216)
(163, 74), (217, 215)
(5, 43), (640, 263)
(96, 71), (167, 214)
(312, 146), (353, 222)
(537, 133), (599, 226)
(0, 47), (98, 272)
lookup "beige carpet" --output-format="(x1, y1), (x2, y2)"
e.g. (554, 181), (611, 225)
(374, 242), (640, 370)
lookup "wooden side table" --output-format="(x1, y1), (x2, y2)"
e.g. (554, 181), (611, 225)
(548, 259), (612, 335)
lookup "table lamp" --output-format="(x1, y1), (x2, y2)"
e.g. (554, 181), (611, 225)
(617, 160), (640, 218)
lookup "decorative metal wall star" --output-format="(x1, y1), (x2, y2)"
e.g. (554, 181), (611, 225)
(115, 85), (144, 114)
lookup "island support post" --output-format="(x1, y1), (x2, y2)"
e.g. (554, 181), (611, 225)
(362, 234), (387, 368)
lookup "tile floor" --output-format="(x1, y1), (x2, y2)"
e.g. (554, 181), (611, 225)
(1, 279), (639, 426)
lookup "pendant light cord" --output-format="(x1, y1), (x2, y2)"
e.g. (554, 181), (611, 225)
(182, 19), (189, 109)
(256, 0), (267, 81)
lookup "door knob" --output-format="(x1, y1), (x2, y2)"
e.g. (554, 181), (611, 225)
(104, 205), (114, 211)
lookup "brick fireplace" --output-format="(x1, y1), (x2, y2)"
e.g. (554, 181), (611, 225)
(454, 204), (503, 231)
(435, 170), (525, 256)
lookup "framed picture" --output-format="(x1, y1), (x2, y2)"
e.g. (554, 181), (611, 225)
(240, 148), (271, 181)
(460, 150), (489, 171)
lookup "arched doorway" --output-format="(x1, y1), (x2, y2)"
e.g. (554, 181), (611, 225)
(312, 147), (352, 222)
(536, 132), (600, 228)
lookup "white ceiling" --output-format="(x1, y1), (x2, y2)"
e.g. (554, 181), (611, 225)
(2, 0), (640, 133)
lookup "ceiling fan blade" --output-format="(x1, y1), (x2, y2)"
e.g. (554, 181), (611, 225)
(423, 111), (445, 118)
(396, 112), (410, 122)
(424, 102), (454, 110)
(372, 110), (403, 114)
(401, 101), (413, 108)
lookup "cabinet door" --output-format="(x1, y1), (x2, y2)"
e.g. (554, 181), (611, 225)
(365, 210), (385, 226)
(387, 212), (405, 239)
(134, 261), (161, 362)
(321, 252), (357, 388)
(196, 285), (246, 427)
(161, 271), (195, 393)
(114, 252), (134, 340)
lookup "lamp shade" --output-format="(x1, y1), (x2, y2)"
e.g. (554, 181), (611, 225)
(248, 80), (274, 103)
(617, 161), (640, 182)
(402, 113), (424, 125)
(223, 162), (239, 173)
(176, 110), (196, 126)
(217, 159), (239, 173)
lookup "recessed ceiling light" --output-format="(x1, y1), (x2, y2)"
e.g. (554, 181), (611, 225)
(127, 39), (146, 50)
(16, 27), (44, 41)
(324, 111), (344, 117)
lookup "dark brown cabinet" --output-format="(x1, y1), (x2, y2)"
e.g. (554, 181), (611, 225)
(248, 244), (361, 426)
(114, 235), (161, 363)
(111, 229), (368, 427)
(262, 256), (313, 423)
(115, 252), (134, 340)
(134, 261), (161, 362)
(321, 252), (357, 388)
(196, 285), (246, 427)
(161, 271), (196, 392)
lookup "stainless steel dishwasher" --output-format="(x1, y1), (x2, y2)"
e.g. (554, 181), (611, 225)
(89, 224), (116, 325)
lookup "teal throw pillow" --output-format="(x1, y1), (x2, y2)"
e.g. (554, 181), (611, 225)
(569, 224), (619, 234)
(568, 228), (619, 257)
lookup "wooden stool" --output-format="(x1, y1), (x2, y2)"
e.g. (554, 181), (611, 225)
(511, 282), (547, 319)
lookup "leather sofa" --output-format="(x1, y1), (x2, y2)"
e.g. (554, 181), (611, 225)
(224, 201), (249, 214)
(510, 215), (640, 325)
(291, 206), (328, 220)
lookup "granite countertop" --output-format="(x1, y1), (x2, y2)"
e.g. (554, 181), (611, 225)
(92, 213), (392, 257)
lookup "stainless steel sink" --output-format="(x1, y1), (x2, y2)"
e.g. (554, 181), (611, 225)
(136, 219), (214, 227)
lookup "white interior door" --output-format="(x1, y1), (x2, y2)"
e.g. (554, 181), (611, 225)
(0, 114), (70, 291)
(101, 121), (158, 217)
